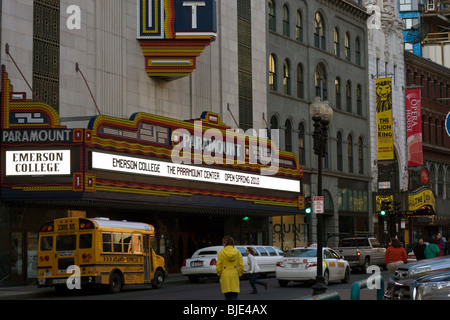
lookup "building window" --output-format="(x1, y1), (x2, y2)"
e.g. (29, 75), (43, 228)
(357, 84), (362, 116)
(285, 119), (292, 152)
(269, 54), (277, 91)
(268, 0), (276, 31)
(334, 28), (340, 57)
(270, 115), (279, 131)
(296, 10), (303, 42)
(355, 37), (361, 65)
(345, 32), (351, 61)
(337, 132), (343, 171)
(335, 77), (342, 110)
(314, 12), (326, 50)
(283, 5), (290, 37)
(283, 59), (291, 95)
(346, 81), (352, 113)
(297, 64), (304, 99)
(315, 63), (327, 100)
(358, 137), (364, 174)
(348, 134), (353, 173)
(298, 122), (305, 165)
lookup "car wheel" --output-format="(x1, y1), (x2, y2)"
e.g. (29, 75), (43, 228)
(342, 267), (350, 283)
(278, 279), (289, 287)
(323, 270), (329, 286)
(362, 258), (370, 273)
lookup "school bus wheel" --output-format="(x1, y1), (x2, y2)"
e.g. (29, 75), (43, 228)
(109, 271), (124, 293)
(151, 269), (164, 289)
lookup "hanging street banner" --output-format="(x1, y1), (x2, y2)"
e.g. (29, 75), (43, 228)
(406, 88), (423, 166)
(376, 77), (394, 160)
(446, 111), (450, 138)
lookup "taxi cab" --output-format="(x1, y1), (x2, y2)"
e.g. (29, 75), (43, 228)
(275, 246), (350, 287)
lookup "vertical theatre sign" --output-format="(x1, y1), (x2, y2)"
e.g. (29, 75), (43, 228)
(137, 0), (217, 80)
(406, 88), (423, 166)
(376, 78), (394, 161)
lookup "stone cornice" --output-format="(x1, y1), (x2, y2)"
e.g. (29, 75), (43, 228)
(318, 0), (371, 23)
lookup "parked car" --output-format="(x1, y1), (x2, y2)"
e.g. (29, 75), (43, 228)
(334, 236), (385, 272)
(389, 269), (450, 300)
(383, 255), (450, 299)
(275, 247), (350, 287)
(420, 285), (450, 300)
(181, 245), (284, 283)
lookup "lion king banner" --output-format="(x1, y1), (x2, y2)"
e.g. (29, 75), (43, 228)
(376, 77), (394, 160)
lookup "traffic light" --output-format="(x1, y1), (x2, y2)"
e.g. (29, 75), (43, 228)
(305, 196), (312, 214)
(380, 200), (392, 216)
(394, 201), (402, 215)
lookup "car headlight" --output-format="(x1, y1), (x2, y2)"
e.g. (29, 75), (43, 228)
(409, 267), (432, 276)
(416, 281), (450, 300)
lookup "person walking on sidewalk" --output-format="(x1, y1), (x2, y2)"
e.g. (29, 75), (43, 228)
(216, 236), (244, 300)
(385, 238), (407, 279)
(246, 247), (268, 294)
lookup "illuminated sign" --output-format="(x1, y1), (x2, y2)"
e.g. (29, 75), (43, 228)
(91, 151), (300, 193)
(2, 129), (73, 143)
(5, 150), (71, 176)
(137, 0), (217, 79)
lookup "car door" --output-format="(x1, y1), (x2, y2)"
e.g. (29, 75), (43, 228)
(254, 247), (269, 272)
(324, 249), (340, 280)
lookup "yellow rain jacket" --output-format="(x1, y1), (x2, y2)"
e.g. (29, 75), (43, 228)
(216, 245), (244, 293)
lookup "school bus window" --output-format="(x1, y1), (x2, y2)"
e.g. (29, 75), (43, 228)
(113, 233), (122, 252)
(102, 233), (112, 252)
(132, 234), (142, 253)
(123, 233), (132, 253)
(40, 236), (53, 251)
(79, 234), (92, 249)
(143, 235), (149, 253)
(56, 235), (76, 251)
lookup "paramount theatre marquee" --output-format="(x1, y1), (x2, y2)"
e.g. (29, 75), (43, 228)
(0, 66), (303, 216)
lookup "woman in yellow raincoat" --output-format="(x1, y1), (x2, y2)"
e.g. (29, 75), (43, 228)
(216, 236), (244, 300)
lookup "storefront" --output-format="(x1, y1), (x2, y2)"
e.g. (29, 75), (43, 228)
(0, 67), (303, 283)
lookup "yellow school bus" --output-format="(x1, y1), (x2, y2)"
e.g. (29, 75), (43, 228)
(37, 217), (166, 293)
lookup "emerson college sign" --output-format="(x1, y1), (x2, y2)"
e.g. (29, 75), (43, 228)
(137, 0), (217, 80)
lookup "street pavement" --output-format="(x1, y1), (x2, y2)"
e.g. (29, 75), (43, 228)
(0, 273), (382, 300)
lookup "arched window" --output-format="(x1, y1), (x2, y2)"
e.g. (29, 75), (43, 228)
(283, 5), (290, 37)
(337, 132), (343, 171)
(268, 0), (276, 31)
(345, 32), (351, 61)
(269, 54), (277, 91)
(348, 134), (353, 173)
(297, 64), (304, 99)
(298, 122), (305, 165)
(296, 10), (303, 42)
(285, 119), (292, 152)
(334, 28), (340, 57)
(315, 63), (327, 99)
(346, 81), (352, 113)
(270, 115), (279, 131)
(335, 77), (342, 110)
(355, 37), (361, 65)
(357, 84), (362, 115)
(358, 137), (364, 174)
(283, 59), (291, 95)
(314, 12), (325, 50)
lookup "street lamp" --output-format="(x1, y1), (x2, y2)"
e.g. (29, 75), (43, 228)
(310, 96), (333, 296)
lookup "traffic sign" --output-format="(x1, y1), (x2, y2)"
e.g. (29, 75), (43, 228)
(446, 112), (450, 138)
(313, 196), (324, 214)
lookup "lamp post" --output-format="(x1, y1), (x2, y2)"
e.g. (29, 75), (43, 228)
(310, 97), (333, 296)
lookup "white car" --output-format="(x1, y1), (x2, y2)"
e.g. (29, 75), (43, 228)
(181, 245), (284, 283)
(276, 247), (350, 287)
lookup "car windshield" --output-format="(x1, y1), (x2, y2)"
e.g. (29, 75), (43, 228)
(285, 248), (317, 257)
